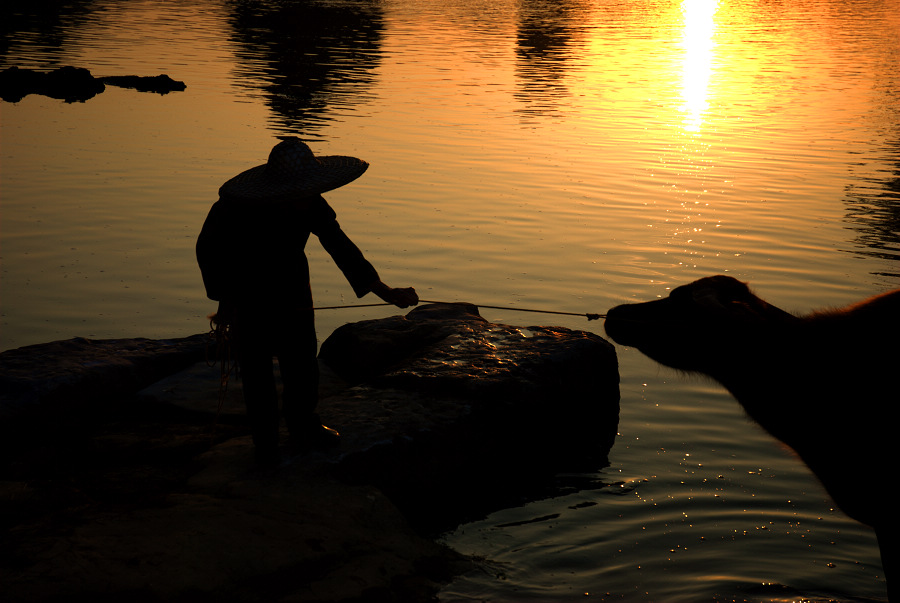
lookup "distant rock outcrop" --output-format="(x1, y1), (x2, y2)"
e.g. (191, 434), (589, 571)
(0, 303), (619, 602)
(0, 65), (186, 102)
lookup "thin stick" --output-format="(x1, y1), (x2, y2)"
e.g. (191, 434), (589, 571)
(313, 302), (398, 310)
(313, 300), (605, 321)
(422, 300), (604, 320)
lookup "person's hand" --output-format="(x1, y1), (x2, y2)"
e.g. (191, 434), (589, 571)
(213, 300), (238, 326)
(371, 281), (419, 308)
(385, 286), (419, 308)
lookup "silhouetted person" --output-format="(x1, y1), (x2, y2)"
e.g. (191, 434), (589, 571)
(197, 137), (418, 466)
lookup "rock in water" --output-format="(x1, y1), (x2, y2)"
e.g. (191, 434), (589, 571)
(0, 65), (105, 102)
(0, 66), (186, 102)
(319, 302), (620, 532)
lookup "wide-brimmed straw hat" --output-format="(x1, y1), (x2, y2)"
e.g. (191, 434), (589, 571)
(218, 137), (369, 202)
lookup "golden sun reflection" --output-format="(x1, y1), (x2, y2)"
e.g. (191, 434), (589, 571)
(680, 0), (720, 132)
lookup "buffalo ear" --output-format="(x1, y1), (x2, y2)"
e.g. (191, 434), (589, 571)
(729, 299), (796, 325)
(691, 288), (727, 309)
(728, 300), (768, 321)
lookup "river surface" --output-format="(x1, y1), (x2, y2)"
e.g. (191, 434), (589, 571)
(2, 1), (898, 601)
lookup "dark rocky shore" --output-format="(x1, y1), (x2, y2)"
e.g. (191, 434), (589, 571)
(1, 303), (619, 602)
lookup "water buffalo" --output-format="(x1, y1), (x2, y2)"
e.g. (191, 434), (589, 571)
(604, 275), (898, 601)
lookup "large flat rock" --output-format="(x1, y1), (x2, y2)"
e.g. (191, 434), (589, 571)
(1, 303), (618, 602)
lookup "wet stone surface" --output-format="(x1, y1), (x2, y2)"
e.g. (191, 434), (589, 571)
(0, 303), (619, 602)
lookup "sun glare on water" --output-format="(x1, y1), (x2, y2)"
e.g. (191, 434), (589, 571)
(680, 0), (720, 132)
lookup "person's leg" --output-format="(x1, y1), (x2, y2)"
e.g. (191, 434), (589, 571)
(236, 316), (280, 464)
(278, 349), (319, 433)
(277, 311), (339, 450)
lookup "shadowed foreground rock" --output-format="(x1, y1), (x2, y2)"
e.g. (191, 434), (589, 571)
(0, 333), (210, 431)
(1, 303), (619, 602)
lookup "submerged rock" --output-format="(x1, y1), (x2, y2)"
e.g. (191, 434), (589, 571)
(101, 73), (187, 94)
(0, 303), (619, 602)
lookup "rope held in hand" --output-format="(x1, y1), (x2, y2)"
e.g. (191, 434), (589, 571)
(313, 300), (605, 321)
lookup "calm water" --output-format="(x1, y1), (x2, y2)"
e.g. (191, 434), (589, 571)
(2, 0), (898, 601)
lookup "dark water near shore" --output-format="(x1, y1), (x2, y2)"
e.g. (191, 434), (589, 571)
(2, 0), (898, 600)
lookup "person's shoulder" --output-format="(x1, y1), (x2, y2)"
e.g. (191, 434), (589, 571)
(210, 196), (246, 214)
(309, 194), (337, 217)
(202, 198), (245, 229)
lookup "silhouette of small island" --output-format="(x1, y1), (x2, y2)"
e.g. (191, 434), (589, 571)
(0, 65), (186, 103)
